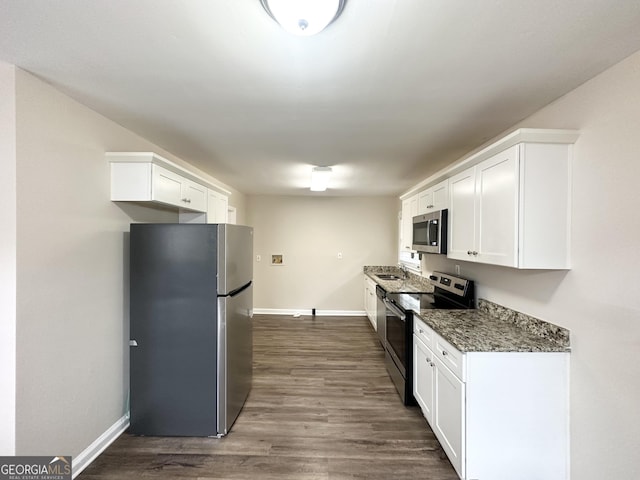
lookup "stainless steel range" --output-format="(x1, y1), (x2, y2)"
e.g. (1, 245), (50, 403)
(384, 271), (475, 405)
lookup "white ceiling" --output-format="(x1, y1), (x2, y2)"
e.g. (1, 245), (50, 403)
(2, 0), (640, 196)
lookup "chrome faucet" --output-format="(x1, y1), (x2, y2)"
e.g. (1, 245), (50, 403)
(398, 263), (408, 279)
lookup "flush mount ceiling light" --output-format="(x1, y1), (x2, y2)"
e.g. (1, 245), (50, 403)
(260, 0), (347, 36)
(310, 166), (332, 191)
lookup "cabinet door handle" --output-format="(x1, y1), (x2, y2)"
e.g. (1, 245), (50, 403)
(467, 250), (473, 255)
(442, 350), (448, 356)
(419, 328), (424, 334)
(473, 251), (478, 256)
(430, 362), (435, 367)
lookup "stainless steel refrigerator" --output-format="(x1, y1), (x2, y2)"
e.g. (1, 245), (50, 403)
(129, 223), (253, 437)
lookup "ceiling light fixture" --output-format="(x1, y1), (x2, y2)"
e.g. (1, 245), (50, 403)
(260, 0), (347, 36)
(310, 166), (332, 191)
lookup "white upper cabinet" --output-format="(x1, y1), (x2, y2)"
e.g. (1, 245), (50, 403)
(151, 164), (207, 212)
(401, 194), (419, 252)
(402, 129), (578, 270)
(432, 179), (449, 211)
(109, 152), (230, 216)
(448, 168), (476, 260)
(417, 179), (449, 215)
(449, 146), (519, 266)
(207, 189), (229, 223)
(417, 189), (433, 215)
(447, 134), (575, 269)
(399, 194), (421, 269)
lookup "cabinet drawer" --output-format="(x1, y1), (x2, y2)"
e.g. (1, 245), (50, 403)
(414, 316), (435, 350)
(434, 334), (465, 380)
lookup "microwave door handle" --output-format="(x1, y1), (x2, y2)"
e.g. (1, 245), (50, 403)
(425, 218), (432, 246)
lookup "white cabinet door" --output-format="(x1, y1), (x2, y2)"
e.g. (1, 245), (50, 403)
(207, 190), (229, 223)
(475, 145), (519, 267)
(363, 277), (376, 329)
(432, 179), (449, 210)
(151, 165), (207, 212)
(363, 276), (369, 316)
(369, 285), (377, 328)
(448, 146), (519, 266)
(447, 142), (571, 269)
(399, 194), (421, 269)
(448, 168), (476, 261)
(152, 165), (183, 207)
(433, 357), (465, 479)
(413, 335), (435, 423)
(400, 195), (418, 252)
(417, 189), (433, 215)
(182, 179), (208, 212)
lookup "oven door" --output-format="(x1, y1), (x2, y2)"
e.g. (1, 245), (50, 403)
(384, 298), (408, 378)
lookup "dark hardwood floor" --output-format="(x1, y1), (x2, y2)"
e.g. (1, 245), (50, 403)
(79, 315), (458, 479)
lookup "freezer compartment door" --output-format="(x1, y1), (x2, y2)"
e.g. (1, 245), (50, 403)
(217, 282), (253, 435)
(217, 224), (253, 295)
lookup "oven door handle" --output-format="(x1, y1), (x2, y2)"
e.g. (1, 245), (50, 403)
(384, 299), (406, 321)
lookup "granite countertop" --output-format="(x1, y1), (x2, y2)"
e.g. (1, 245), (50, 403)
(363, 265), (434, 294)
(416, 299), (570, 353)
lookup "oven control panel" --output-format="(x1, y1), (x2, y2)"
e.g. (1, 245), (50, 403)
(428, 272), (472, 298)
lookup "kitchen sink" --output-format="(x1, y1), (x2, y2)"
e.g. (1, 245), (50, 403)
(375, 274), (403, 281)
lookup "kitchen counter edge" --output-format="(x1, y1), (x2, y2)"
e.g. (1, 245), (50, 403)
(415, 300), (570, 353)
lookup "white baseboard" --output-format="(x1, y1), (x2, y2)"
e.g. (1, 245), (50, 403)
(72, 413), (129, 478)
(253, 308), (366, 317)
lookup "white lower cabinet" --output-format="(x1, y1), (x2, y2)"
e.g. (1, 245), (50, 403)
(413, 335), (435, 423)
(363, 276), (377, 330)
(433, 353), (465, 476)
(414, 332), (465, 477)
(413, 316), (569, 480)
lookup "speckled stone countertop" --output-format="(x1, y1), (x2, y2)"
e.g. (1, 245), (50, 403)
(363, 266), (434, 294)
(416, 299), (570, 353)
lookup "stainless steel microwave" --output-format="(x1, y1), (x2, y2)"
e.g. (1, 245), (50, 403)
(412, 209), (448, 254)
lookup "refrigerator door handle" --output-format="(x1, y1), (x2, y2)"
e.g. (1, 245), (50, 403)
(226, 281), (252, 298)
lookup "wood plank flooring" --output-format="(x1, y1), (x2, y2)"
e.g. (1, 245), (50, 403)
(78, 315), (458, 480)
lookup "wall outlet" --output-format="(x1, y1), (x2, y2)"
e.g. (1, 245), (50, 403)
(337, 252), (343, 259)
(256, 255), (261, 262)
(455, 264), (461, 275)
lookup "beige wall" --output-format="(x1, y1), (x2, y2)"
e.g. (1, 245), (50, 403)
(417, 49), (640, 479)
(11, 68), (245, 459)
(247, 195), (398, 312)
(0, 62), (17, 455)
